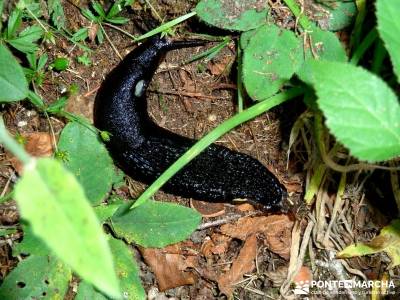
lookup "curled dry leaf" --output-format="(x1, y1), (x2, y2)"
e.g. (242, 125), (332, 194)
(190, 199), (225, 218)
(9, 132), (54, 174)
(220, 215), (294, 259)
(217, 234), (257, 296)
(236, 203), (255, 212)
(140, 242), (199, 291)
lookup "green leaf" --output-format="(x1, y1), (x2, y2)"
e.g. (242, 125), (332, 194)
(242, 24), (303, 100)
(109, 237), (146, 300)
(76, 237), (145, 300)
(58, 122), (115, 204)
(305, 25), (347, 62)
(48, 0), (66, 29)
(52, 57), (69, 71)
(195, 0), (269, 31)
(76, 281), (109, 300)
(107, 1), (124, 18)
(8, 25), (43, 53)
(14, 158), (120, 298)
(0, 255), (71, 300)
(338, 219), (400, 268)
(112, 201), (201, 247)
(94, 201), (123, 223)
(46, 95), (68, 114)
(92, 1), (106, 18)
(6, 9), (22, 38)
(81, 8), (98, 22)
(298, 60), (400, 162)
(376, 0), (400, 81)
(106, 16), (129, 25)
(0, 44), (28, 102)
(72, 27), (89, 42)
(13, 225), (50, 257)
(315, 1), (357, 31)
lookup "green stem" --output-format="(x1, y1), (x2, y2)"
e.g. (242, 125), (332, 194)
(0, 117), (31, 165)
(237, 47), (244, 113)
(133, 11), (197, 42)
(371, 38), (387, 75)
(281, 0), (312, 30)
(350, 28), (378, 65)
(130, 87), (305, 209)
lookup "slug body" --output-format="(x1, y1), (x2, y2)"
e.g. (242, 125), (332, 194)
(94, 37), (285, 211)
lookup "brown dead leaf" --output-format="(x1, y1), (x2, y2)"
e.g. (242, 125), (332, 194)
(217, 234), (257, 296)
(88, 23), (99, 42)
(201, 233), (231, 257)
(140, 242), (198, 291)
(207, 56), (233, 76)
(220, 215), (294, 259)
(179, 69), (196, 93)
(236, 203), (255, 212)
(9, 132), (54, 174)
(190, 199), (225, 217)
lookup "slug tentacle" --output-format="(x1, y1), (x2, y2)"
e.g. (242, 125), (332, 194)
(94, 37), (286, 211)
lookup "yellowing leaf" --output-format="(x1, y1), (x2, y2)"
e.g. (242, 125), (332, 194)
(338, 219), (400, 268)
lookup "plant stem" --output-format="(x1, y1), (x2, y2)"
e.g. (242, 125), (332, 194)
(103, 22), (136, 40)
(350, 28), (378, 65)
(281, 0), (312, 30)
(0, 117), (31, 165)
(130, 87), (306, 209)
(237, 47), (244, 112)
(371, 38), (387, 75)
(133, 11), (197, 42)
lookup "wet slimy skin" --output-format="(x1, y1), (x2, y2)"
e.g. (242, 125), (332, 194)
(93, 37), (286, 211)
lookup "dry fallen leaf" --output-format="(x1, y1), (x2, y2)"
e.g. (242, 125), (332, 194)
(190, 199), (225, 218)
(217, 234), (257, 296)
(201, 233), (230, 257)
(220, 215), (294, 259)
(207, 56), (233, 76)
(140, 242), (198, 291)
(9, 132), (54, 174)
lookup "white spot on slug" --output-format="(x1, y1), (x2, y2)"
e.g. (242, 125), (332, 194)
(134, 80), (146, 97)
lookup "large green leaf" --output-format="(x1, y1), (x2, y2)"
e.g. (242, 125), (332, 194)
(112, 201), (201, 248)
(0, 44), (28, 102)
(376, 0), (400, 81)
(14, 158), (120, 298)
(195, 0), (268, 31)
(298, 60), (400, 162)
(242, 24), (303, 100)
(58, 122), (115, 204)
(0, 255), (71, 300)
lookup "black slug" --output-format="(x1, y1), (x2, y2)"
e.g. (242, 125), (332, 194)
(93, 37), (286, 211)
